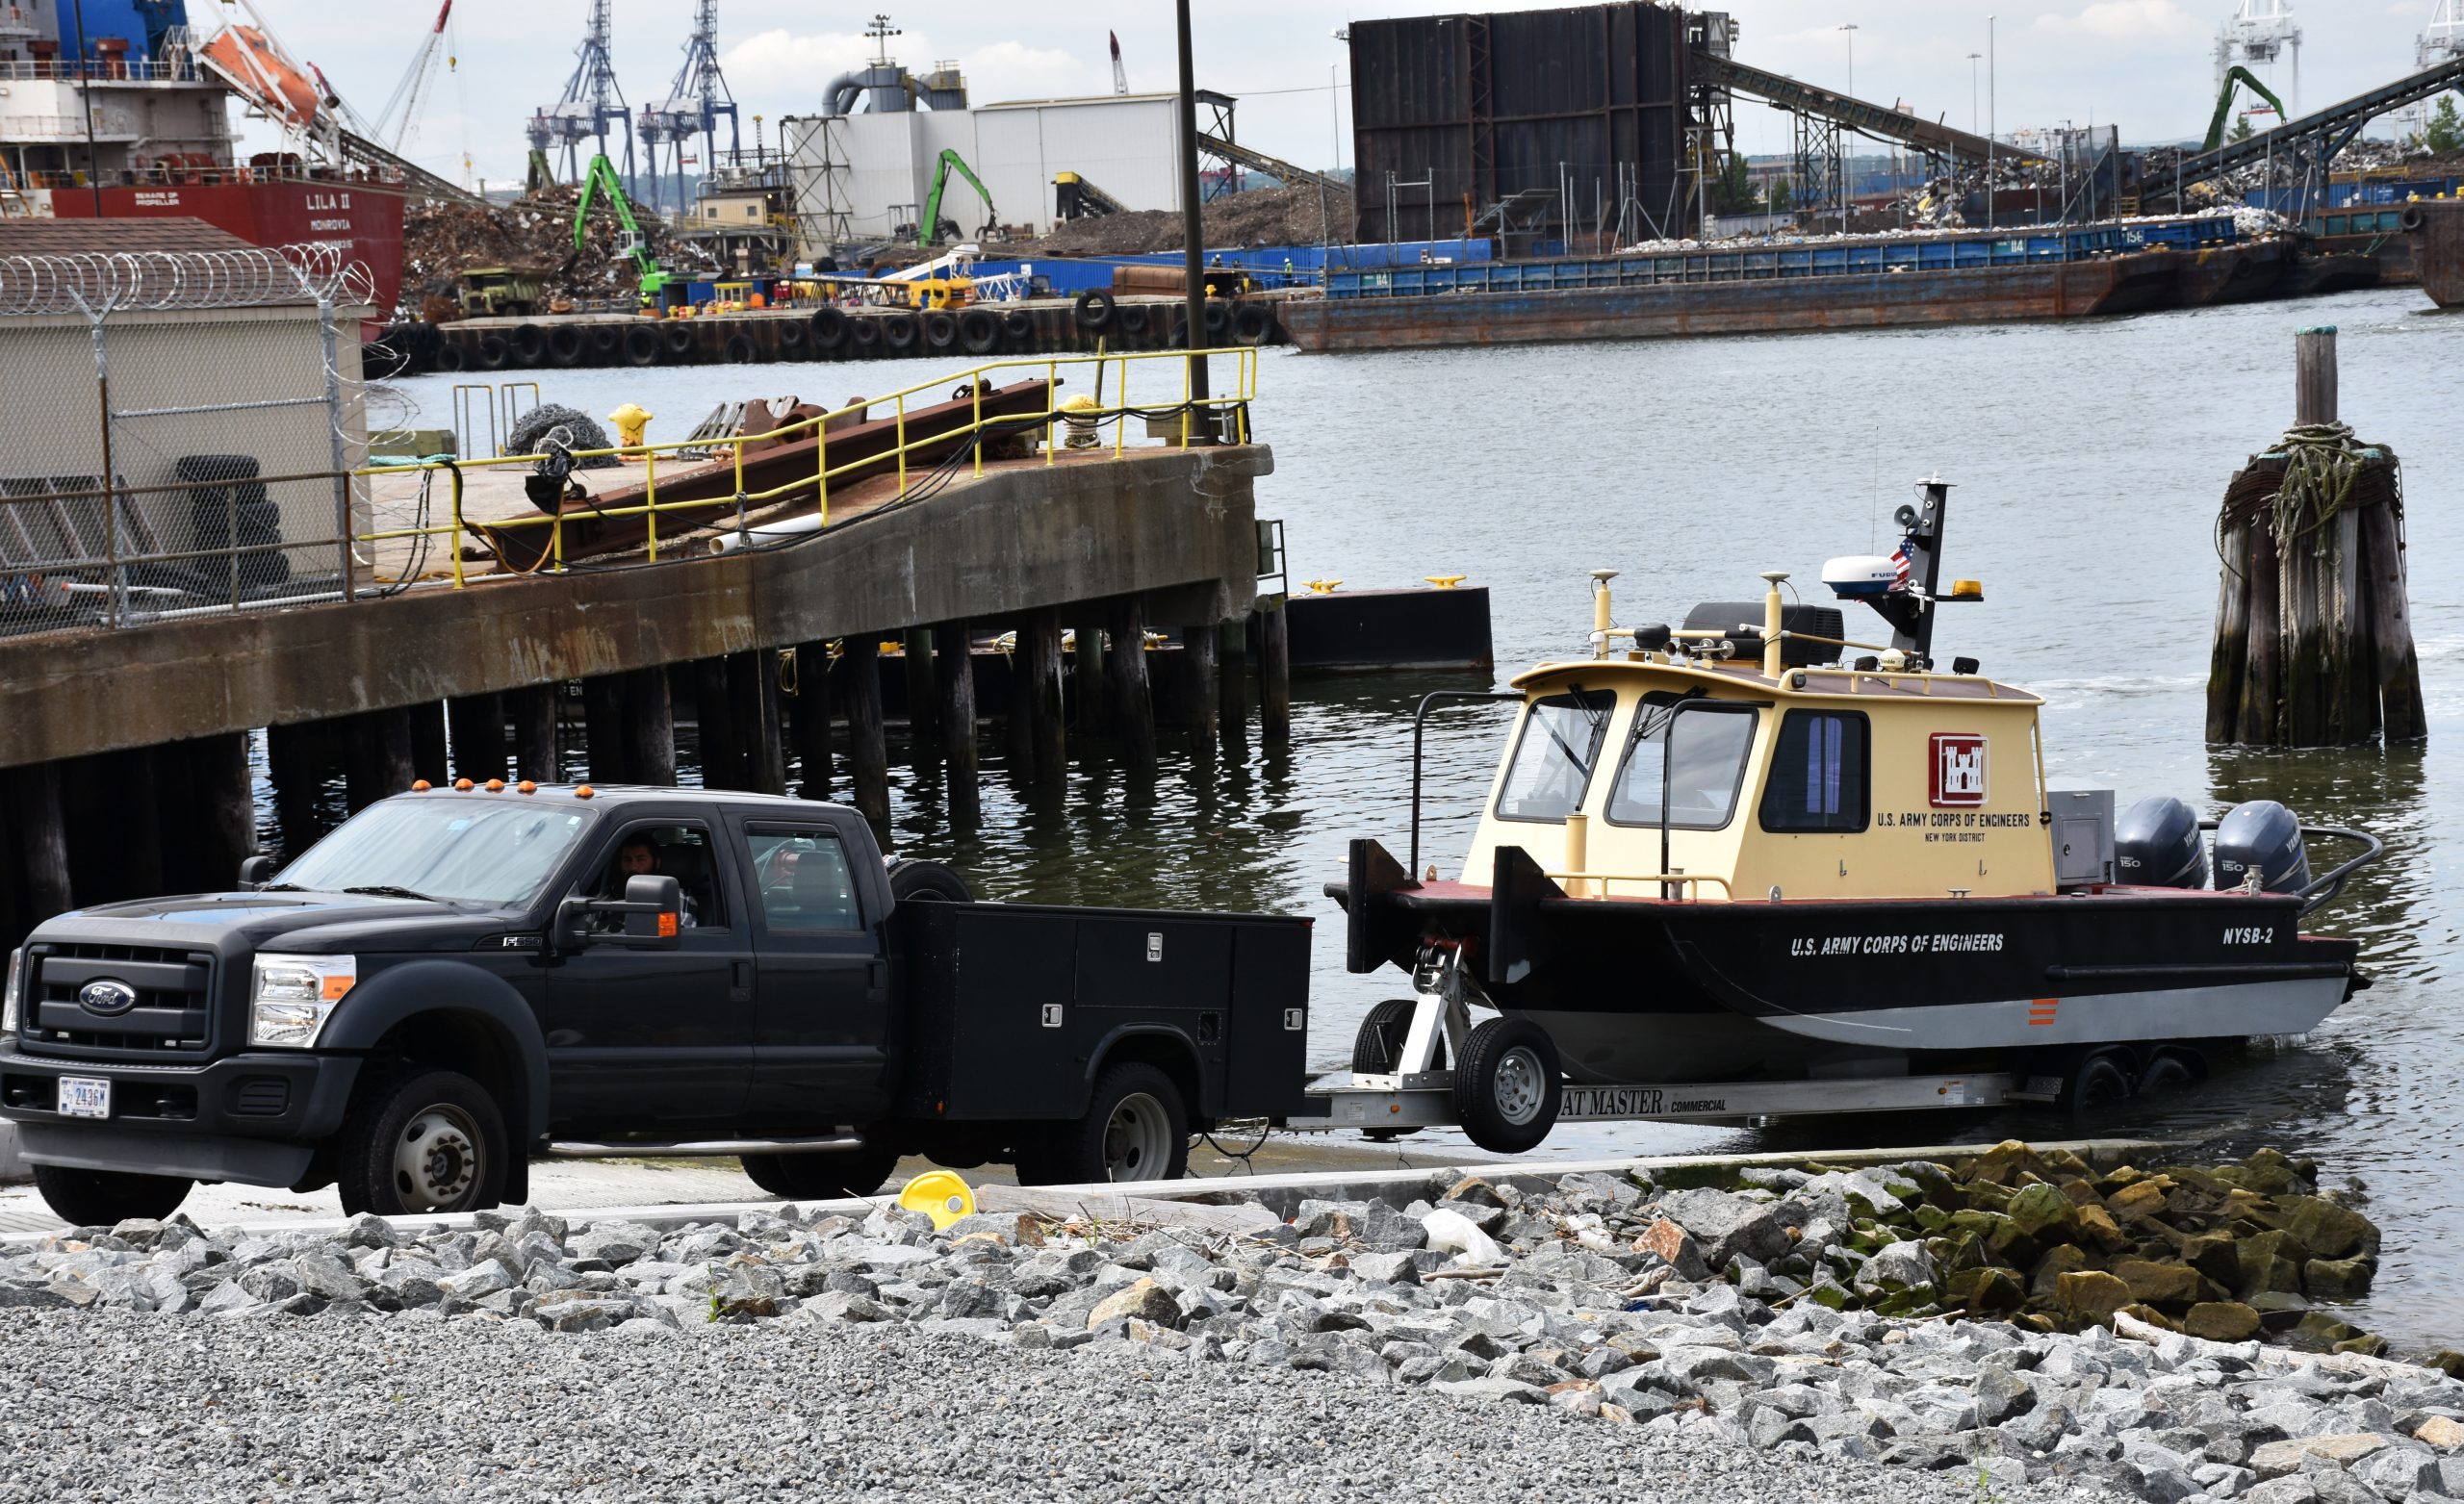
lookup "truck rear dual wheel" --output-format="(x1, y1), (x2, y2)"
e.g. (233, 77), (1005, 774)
(335, 1069), (508, 1216)
(1453, 1016), (1562, 1155)
(738, 1146), (901, 1201)
(1015, 1062), (1190, 1185)
(32, 1163), (192, 1228)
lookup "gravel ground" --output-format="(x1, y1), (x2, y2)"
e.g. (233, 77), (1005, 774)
(0, 1311), (2123, 1504)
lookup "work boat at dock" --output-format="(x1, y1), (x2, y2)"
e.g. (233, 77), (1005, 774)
(1323, 479), (2382, 1154)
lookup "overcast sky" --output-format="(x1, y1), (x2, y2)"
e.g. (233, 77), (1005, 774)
(245, 1), (2446, 188)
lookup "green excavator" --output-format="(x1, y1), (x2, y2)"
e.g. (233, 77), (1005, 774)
(574, 153), (680, 309)
(2204, 65), (2289, 154)
(914, 148), (996, 246)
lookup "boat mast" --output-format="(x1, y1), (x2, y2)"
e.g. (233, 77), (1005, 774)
(1870, 477), (1952, 666)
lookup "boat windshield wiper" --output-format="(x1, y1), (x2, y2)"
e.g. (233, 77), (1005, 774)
(343, 885), (437, 902)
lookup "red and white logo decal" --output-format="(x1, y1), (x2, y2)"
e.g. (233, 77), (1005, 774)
(1931, 732), (1988, 807)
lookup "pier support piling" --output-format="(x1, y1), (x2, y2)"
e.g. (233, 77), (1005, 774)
(1023, 608), (1067, 784)
(1218, 620), (1251, 750)
(1182, 622), (1219, 752)
(408, 702), (449, 786)
(1256, 598), (1292, 746)
(792, 643), (834, 799)
(692, 658), (740, 790)
(622, 667), (678, 787)
(508, 684), (559, 782)
(3, 761), (71, 926)
(904, 628), (939, 749)
(580, 675), (631, 784)
(732, 650), (786, 797)
(1107, 596), (1157, 771)
(265, 721), (332, 854)
(448, 693), (507, 783)
(936, 621), (982, 825)
(342, 708), (416, 811)
(1072, 615), (1109, 738)
(841, 636), (891, 827)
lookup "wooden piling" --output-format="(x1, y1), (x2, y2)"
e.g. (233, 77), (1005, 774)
(154, 733), (254, 892)
(2296, 326), (2338, 426)
(904, 627), (939, 748)
(791, 642), (834, 799)
(1022, 608), (1067, 784)
(2, 761), (71, 924)
(623, 667), (677, 786)
(449, 692), (507, 783)
(936, 621), (982, 825)
(580, 674), (631, 784)
(408, 701), (449, 786)
(342, 707), (416, 811)
(1003, 624), (1039, 773)
(732, 649), (787, 796)
(508, 684), (559, 782)
(1256, 598), (1293, 746)
(63, 750), (157, 904)
(2206, 521), (2250, 744)
(264, 720), (333, 854)
(1219, 620), (1251, 750)
(1106, 596), (1157, 770)
(1072, 615), (1110, 738)
(1182, 623), (1220, 752)
(841, 635), (891, 826)
(2360, 502), (2427, 741)
(2234, 527), (2281, 746)
(692, 657), (739, 789)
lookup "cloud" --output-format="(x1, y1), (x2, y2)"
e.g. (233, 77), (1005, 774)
(718, 30), (1098, 111)
(2030, 2), (2204, 39)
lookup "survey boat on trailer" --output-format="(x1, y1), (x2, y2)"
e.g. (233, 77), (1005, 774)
(1323, 478), (2382, 1153)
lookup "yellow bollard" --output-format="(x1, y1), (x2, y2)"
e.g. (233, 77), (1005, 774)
(608, 402), (653, 450)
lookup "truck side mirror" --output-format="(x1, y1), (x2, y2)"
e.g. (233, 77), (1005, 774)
(238, 854), (277, 891)
(556, 874), (684, 952)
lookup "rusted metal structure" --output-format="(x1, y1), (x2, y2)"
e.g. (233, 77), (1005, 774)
(2401, 198), (2464, 309)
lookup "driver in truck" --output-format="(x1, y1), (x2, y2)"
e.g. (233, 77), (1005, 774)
(604, 834), (698, 929)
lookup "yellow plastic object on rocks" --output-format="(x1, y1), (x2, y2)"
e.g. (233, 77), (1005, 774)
(898, 1170), (976, 1230)
(607, 402), (653, 448)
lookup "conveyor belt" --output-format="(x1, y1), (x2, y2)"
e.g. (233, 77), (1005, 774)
(2172, 55), (2464, 189)
(1696, 53), (2034, 165)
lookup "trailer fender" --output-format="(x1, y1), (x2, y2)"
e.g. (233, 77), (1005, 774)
(1083, 1024), (1212, 1119)
(316, 960), (551, 1143)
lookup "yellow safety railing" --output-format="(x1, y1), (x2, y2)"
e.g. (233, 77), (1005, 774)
(350, 347), (1261, 590)
(1544, 871), (1735, 901)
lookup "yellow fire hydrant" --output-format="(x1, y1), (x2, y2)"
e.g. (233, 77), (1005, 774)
(607, 402), (653, 451)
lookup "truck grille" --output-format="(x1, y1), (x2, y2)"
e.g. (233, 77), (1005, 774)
(25, 942), (218, 1057)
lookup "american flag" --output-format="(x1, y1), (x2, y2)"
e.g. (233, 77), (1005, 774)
(1890, 540), (1912, 591)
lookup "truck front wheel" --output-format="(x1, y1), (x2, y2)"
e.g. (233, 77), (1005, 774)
(32, 1163), (192, 1228)
(737, 1146), (900, 1201)
(335, 1069), (508, 1216)
(1022, 1062), (1190, 1185)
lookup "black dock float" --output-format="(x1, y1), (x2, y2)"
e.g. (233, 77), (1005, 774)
(1284, 586), (1494, 674)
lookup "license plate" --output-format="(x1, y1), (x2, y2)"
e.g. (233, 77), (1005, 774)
(56, 1077), (110, 1120)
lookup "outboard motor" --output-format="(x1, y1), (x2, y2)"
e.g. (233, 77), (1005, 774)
(2213, 800), (2311, 894)
(2115, 796), (2209, 889)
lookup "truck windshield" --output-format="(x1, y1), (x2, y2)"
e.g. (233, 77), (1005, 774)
(274, 800), (598, 906)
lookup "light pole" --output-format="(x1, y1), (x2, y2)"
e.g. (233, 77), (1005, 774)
(1987, 14), (1997, 232)
(1967, 53), (1981, 135)
(1175, 0), (1209, 422)
(1839, 23), (1858, 230)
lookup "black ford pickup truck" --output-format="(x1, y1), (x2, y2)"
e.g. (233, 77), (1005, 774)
(0, 783), (1314, 1225)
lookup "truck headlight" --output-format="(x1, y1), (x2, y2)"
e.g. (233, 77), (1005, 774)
(249, 955), (357, 1048)
(3, 949), (20, 1036)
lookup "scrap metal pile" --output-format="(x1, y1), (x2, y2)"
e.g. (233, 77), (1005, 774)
(400, 186), (719, 319)
(1032, 185), (1355, 256)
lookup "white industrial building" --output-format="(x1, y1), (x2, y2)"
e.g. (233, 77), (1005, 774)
(785, 90), (1195, 250)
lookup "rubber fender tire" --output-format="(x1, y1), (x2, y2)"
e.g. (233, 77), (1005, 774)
(621, 324), (660, 367)
(332, 1068), (509, 1217)
(848, 315), (882, 348)
(30, 1162), (193, 1228)
(1233, 300), (1273, 344)
(590, 324), (624, 357)
(2061, 1049), (2137, 1121)
(1452, 1016), (1562, 1155)
(958, 307), (1000, 354)
(507, 322), (546, 364)
(662, 322), (697, 360)
(881, 314), (920, 352)
(1351, 998), (1449, 1074)
(922, 310), (960, 350)
(1044, 1061), (1190, 1185)
(722, 333), (760, 365)
(470, 334), (508, 371)
(544, 323), (586, 367)
(1001, 308), (1035, 344)
(432, 341), (467, 373)
(1073, 288), (1116, 331)
(887, 857), (973, 904)
(776, 318), (808, 354)
(739, 1146), (901, 1201)
(808, 306), (848, 350)
(2401, 204), (2426, 233)
(1202, 298), (1231, 336)
(1114, 304), (1148, 338)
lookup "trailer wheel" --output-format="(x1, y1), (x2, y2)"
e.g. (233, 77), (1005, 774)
(1044, 1062), (1189, 1185)
(2061, 1049), (2137, 1120)
(887, 858), (973, 904)
(738, 1146), (901, 1201)
(1454, 1016), (1561, 1154)
(1351, 997), (1446, 1074)
(333, 1068), (507, 1216)
(31, 1163), (192, 1228)
(2138, 1049), (2203, 1097)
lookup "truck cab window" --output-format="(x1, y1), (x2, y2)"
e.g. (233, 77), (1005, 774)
(1493, 689), (1614, 823)
(1759, 710), (1870, 833)
(595, 825), (725, 929)
(1606, 696), (1758, 829)
(750, 830), (861, 932)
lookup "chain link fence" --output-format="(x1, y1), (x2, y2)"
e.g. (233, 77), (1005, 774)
(0, 244), (372, 640)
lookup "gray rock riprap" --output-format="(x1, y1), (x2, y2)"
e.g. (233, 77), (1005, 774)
(3, 1169), (2457, 1504)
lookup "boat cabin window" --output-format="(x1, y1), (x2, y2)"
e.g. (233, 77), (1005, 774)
(1605, 694), (1758, 830)
(1493, 689), (1614, 823)
(1759, 709), (1870, 833)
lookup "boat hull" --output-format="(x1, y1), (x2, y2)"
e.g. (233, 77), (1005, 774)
(44, 179), (406, 318)
(1337, 877), (2360, 1085)
(2403, 199), (2464, 309)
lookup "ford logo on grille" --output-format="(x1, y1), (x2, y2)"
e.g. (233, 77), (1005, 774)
(77, 980), (139, 1016)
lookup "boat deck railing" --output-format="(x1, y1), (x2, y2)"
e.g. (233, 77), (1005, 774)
(1325, 217), (2239, 300)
